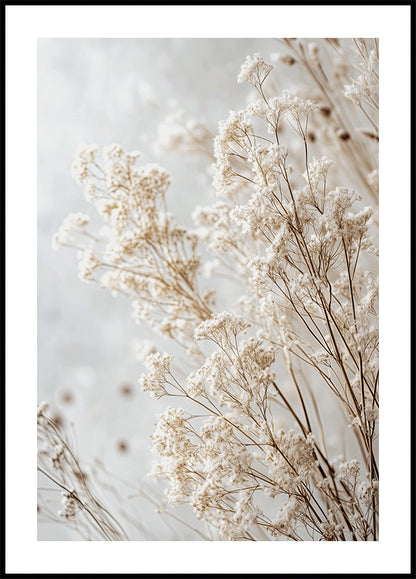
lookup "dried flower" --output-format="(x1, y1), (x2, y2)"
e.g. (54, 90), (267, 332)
(44, 38), (379, 543)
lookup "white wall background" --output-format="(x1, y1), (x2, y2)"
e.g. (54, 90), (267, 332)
(37, 38), (279, 540)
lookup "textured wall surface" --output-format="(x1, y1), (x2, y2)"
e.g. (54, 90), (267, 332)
(38, 38), (278, 540)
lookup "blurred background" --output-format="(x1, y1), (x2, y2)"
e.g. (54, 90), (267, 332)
(37, 38), (280, 540)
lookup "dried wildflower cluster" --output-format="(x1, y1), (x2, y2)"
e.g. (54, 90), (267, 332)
(37, 402), (129, 540)
(54, 143), (213, 347)
(42, 38), (379, 541)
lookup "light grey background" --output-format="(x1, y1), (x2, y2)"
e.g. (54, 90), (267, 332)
(38, 38), (279, 540)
